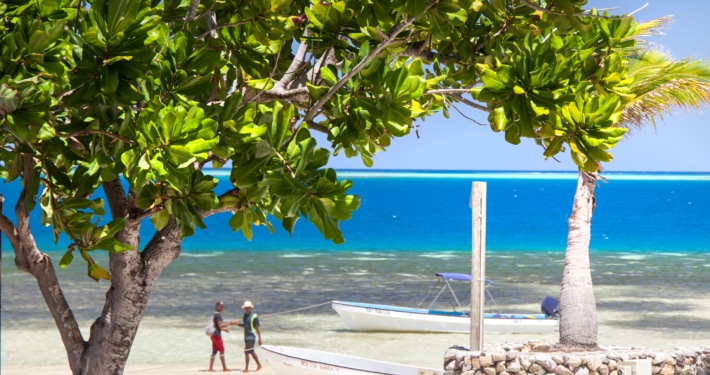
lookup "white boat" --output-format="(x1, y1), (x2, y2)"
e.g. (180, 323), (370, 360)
(332, 272), (559, 334)
(261, 344), (444, 375)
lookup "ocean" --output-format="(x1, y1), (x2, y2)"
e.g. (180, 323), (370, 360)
(2, 170), (709, 371)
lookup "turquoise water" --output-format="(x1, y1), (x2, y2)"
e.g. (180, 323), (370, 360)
(1, 170), (709, 368)
(2, 170), (708, 311)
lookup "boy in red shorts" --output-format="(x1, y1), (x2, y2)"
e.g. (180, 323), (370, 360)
(209, 301), (238, 372)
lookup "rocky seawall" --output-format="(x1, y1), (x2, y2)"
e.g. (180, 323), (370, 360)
(444, 341), (710, 375)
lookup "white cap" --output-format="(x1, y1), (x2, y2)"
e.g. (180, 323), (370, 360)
(242, 300), (254, 308)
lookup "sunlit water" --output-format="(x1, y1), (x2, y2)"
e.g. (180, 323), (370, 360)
(2, 171), (709, 368)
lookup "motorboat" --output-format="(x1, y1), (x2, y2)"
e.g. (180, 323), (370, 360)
(331, 272), (559, 334)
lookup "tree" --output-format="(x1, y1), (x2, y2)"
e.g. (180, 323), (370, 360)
(557, 20), (710, 348)
(0, 0), (686, 372)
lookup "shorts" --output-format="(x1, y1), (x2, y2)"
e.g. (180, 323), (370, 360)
(211, 335), (225, 355)
(244, 339), (256, 353)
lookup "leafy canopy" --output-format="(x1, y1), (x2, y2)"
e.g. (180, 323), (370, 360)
(1, 0), (640, 280)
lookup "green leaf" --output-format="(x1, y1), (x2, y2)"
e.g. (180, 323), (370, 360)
(394, 75), (425, 101)
(59, 250), (74, 268)
(232, 157), (269, 188)
(166, 145), (196, 168)
(489, 107), (507, 132)
(437, 2), (467, 26)
(0, 84), (20, 114)
(183, 137), (220, 156)
(150, 209), (170, 231)
(88, 262), (111, 282)
(24, 165), (41, 212)
(404, 0), (428, 19)
(304, 7), (323, 29)
(479, 68), (506, 92)
(504, 125), (521, 145)
(320, 66), (338, 86)
(306, 83), (329, 101)
(28, 30), (50, 53)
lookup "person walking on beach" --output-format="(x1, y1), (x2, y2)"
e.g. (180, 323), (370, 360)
(209, 301), (238, 372)
(237, 300), (262, 373)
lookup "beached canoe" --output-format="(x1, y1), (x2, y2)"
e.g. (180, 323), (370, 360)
(261, 344), (444, 375)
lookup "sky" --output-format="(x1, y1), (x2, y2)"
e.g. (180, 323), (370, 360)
(314, 1), (710, 172)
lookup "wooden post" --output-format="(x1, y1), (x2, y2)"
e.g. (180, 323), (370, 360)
(0, 193), (3, 252)
(469, 182), (486, 351)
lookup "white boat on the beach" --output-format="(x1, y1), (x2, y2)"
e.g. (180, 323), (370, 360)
(261, 344), (444, 375)
(332, 272), (559, 334)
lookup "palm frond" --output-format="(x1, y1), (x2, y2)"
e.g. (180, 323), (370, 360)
(620, 48), (710, 129)
(631, 16), (673, 38)
(621, 17), (674, 52)
(620, 79), (710, 129)
(628, 51), (710, 92)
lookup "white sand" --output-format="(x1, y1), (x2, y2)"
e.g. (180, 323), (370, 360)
(3, 308), (709, 375)
(4, 287), (710, 374)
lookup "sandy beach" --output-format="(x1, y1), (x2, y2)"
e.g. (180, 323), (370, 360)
(3, 303), (709, 375)
(1, 364), (278, 375)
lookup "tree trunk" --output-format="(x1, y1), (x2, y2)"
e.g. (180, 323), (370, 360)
(81, 219), (181, 375)
(558, 170), (599, 348)
(2, 175), (184, 375)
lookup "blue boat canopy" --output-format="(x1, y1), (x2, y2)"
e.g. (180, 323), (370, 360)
(435, 272), (491, 284)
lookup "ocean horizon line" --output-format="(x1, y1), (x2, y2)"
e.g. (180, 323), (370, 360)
(198, 168), (710, 181)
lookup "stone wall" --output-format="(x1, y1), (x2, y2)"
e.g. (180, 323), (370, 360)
(444, 341), (710, 375)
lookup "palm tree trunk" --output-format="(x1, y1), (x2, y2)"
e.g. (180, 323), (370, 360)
(558, 170), (599, 348)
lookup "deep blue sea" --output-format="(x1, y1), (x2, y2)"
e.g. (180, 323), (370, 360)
(2, 170), (710, 368)
(2, 170), (709, 253)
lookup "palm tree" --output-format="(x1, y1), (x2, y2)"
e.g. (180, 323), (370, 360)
(558, 20), (710, 348)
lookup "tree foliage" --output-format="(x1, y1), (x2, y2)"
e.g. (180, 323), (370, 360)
(1, 0), (643, 262)
(1, 0), (681, 372)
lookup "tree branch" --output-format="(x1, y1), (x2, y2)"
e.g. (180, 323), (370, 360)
(102, 178), (129, 221)
(425, 88), (474, 96)
(243, 41), (286, 105)
(185, 0), (200, 22)
(58, 130), (137, 145)
(449, 102), (486, 125)
(198, 189), (244, 219)
(271, 29), (312, 92)
(398, 47), (456, 65)
(306, 120), (329, 134)
(199, 19), (252, 39)
(452, 94), (491, 113)
(141, 218), (182, 279)
(0, 195), (20, 254)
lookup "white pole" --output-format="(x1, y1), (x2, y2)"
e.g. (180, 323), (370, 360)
(469, 182), (486, 351)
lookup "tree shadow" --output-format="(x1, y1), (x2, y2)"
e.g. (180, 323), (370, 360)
(602, 314), (710, 332)
(597, 300), (693, 313)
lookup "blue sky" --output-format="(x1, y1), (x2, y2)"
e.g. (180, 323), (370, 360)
(314, 1), (709, 172)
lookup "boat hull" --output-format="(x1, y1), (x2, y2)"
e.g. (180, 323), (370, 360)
(332, 301), (558, 334)
(261, 344), (444, 375)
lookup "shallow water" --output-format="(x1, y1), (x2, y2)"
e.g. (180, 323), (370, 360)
(2, 249), (709, 368)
